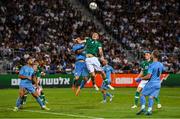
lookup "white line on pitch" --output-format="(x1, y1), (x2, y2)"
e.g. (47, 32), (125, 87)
(7, 108), (104, 119)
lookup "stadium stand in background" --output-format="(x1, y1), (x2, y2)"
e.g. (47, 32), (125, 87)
(0, 0), (180, 74)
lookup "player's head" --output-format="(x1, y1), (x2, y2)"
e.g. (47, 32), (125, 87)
(102, 59), (108, 66)
(92, 32), (99, 40)
(73, 36), (81, 44)
(27, 57), (34, 66)
(151, 50), (160, 60)
(144, 51), (151, 60)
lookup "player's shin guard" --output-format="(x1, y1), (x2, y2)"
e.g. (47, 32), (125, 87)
(135, 92), (140, 105)
(140, 95), (146, 109)
(35, 96), (44, 107)
(16, 97), (23, 108)
(40, 92), (46, 101)
(155, 97), (160, 104)
(148, 97), (154, 112)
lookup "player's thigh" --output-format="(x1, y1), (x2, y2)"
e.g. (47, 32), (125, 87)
(150, 88), (160, 98)
(86, 63), (95, 73)
(31, 91), (39, 97)
(141, 85), (152, 96)
(25, 84), (36, 95)
(137, 81), (146, 92)
(137, 87), (143, 92)
(93, 57), (103, 72)
(81, 63), (89, 77)
(138, 80), (148, 88)
(74, 62), (83, 77)
(36, 86), (43, 96)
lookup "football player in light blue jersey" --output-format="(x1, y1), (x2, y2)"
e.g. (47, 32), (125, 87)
(72, 37), (89, 96)
(136, 50), (165, 115)
(13, 58), (49, 111)
(100, 59), (114, 103)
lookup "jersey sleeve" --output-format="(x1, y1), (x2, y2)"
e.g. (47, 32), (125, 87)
(85, 37), (91, 43)
(72, 45), (77, 52)
(98, 42), (102, 48)
(19, 66), (25, 76)
(147, 64), (153, 74)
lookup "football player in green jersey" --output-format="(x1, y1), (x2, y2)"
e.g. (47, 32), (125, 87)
(79, 32), (113, 91)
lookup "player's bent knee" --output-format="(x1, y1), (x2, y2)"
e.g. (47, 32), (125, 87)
(137, 87), (142, 92)
(19, 90), (25, 97)
(32, 92), (39, 98)
(75, 76), (79, 80)
(101, 90), (105, 94)
(91, 73), (96, 78)
(149, 96), (154, 99)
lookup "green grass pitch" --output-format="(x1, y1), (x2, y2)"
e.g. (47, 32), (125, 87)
(0, 88), (180, 118)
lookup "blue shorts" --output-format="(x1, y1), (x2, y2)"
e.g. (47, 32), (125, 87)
(19, 79), (36, 94)
(74, 61), (89, 77)
(101, 80), (111, 90)
(141, 82), (161, 98)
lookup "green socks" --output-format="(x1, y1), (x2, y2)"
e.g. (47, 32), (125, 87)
(134, 92), (140, 105)
(155, 97), (160, 104)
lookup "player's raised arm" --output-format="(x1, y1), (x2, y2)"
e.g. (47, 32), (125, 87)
(98, 47), (104, 60)
(74, 37), (88, 44)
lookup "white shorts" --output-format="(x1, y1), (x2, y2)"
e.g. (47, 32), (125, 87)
(85, 57), (103, 73)
(138, 80), (148, 88)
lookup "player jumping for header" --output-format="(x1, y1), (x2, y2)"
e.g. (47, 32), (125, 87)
(72, 36), (89, 96)
(80, 32), (113, 91)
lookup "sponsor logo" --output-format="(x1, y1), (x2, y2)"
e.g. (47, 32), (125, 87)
(115, 78), (133, 84)
(11, 77), (70, 86)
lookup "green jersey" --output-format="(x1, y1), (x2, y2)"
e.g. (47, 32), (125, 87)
(85, 37), (102, 56)
(140, 60), (153, 76)
(36, 66), (43, 77)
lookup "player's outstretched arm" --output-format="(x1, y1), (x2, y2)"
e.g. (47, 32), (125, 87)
(141, 74), (151, 80)
(137, 71), (143, 78)
(98, 47), (104, 60)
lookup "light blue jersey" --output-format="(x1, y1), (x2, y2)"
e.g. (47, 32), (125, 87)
(101, 65), (114, 90)
(72, 44), (86, 61)
(142, 61), (164, 97)
(72, 44), (88, 77)
(19, 65), (35, 93)
(103, 65), (114, 83)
